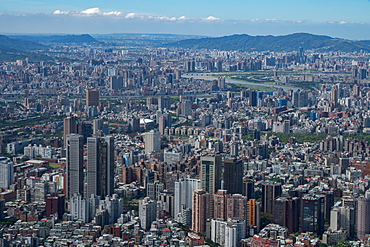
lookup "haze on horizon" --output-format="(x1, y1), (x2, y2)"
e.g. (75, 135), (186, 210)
(1, 0), (370, 40)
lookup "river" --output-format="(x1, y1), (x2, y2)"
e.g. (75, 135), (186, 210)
(182, 73), (300, 92)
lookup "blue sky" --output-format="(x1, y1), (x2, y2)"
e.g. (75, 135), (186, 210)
(1, 0), (370, 39)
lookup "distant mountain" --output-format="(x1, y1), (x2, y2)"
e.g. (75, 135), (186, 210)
(10, 34), (100, 44)
(0, 35), (47, 51)
(168, 33), (370, 53)
(0, 35), (52, 62)
(0, 44), (51, 62)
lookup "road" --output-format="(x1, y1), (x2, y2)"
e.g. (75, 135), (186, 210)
(182, 73), (300, 92)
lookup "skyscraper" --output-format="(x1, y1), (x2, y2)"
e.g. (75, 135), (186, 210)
(292, 89), (308, 107)
(63, 116), (76, 147)
(0, 157), (14, 189)
(262, 181), (282, 215)
(174, 177), (200, 221)
(200, 155), (222, 194)
(180, 99), (192, 117)
(300, 195), (325, 235)
(273, 197), (300, 233)
(144, 130), (161, 153)
(192, 189), (210, 234)
(86, 89), (100, 108)
(223, 159), (243, 195)
(357, 197), (370, 240)
(86, 136), (115, 198)
(66, 134), (84, 198)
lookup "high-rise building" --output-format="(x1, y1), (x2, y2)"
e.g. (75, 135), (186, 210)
(357, 197), (370, 240)
(292, 89), (308, 107)
(200, 155), (222, 194)
(192, 189), (210, 234)
(181, 99), (192, 117)
(223, 159), (243, 195)
(174, 177), (200, 221)
(248, 90), (258, 107)
(86, 89), (100, 108)
(262, 181), (282, 215)
(0, 157), (14, 189)
(242, 180), (255, 200)
(300, 195), (325, 235)
(86, 136), (115, 198)
(158, 96), (171, 110)
(211, 219), (246, 247)
(273, 197), (300, 233)
(226, 194), (248, 221)
(248, 199), (261, 232)
(139, 197), (157, 230)
(213, 190), (228, 219)
(144, 130), (161, 153)
(218, 77), (225, 90)
(330, 206), (355, 239)
(93, 119), (103, 136)
(158, 113), (171, 135)
(63, 116), (76, 146)
(129, 118), (140, 133)
(66, 134), (84, 198)
(46, 193), (65, 220)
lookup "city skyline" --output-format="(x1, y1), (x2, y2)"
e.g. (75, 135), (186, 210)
(1, 0), (370, 39)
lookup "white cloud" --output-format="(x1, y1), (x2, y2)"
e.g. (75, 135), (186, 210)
(251, 18), (281, 23)
(51, 8), (222, 22)
(328, 21), (365, 25)
(53, 10), (71, 15)
(80, 7), (102, 15)
(203, 16), (221, 21)
(125, 13), (140, 19)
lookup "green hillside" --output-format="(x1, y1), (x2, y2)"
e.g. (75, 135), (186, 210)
(168, 33), (370, 52)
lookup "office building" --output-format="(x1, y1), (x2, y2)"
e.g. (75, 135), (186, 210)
(242, 180), (255, 200)
(0, 157), (14, 189)
(223, 158), (243, 195)
(63, 116), (76, 146)
(200, 155), (222, 195)
(86, 136), (115, 198)
(300, 195), (325, 235)
(262, 181), (282, 215)
(330, 206), (355, 239)
(86, 89), (100, 108)
(66, 134), (84, 198)
(129, 118), (140, 133)
(273, 197), (300, 233)
(46, 194), (65, 220)
(145, 130), (161, 153)
(357, 197), (370, 240)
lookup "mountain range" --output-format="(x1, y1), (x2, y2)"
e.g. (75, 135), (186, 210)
(168, 33), (370, 53)
(0, 35), (51, 62)
(0, 34), (99, 62)
(9, 34), (99, 44)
